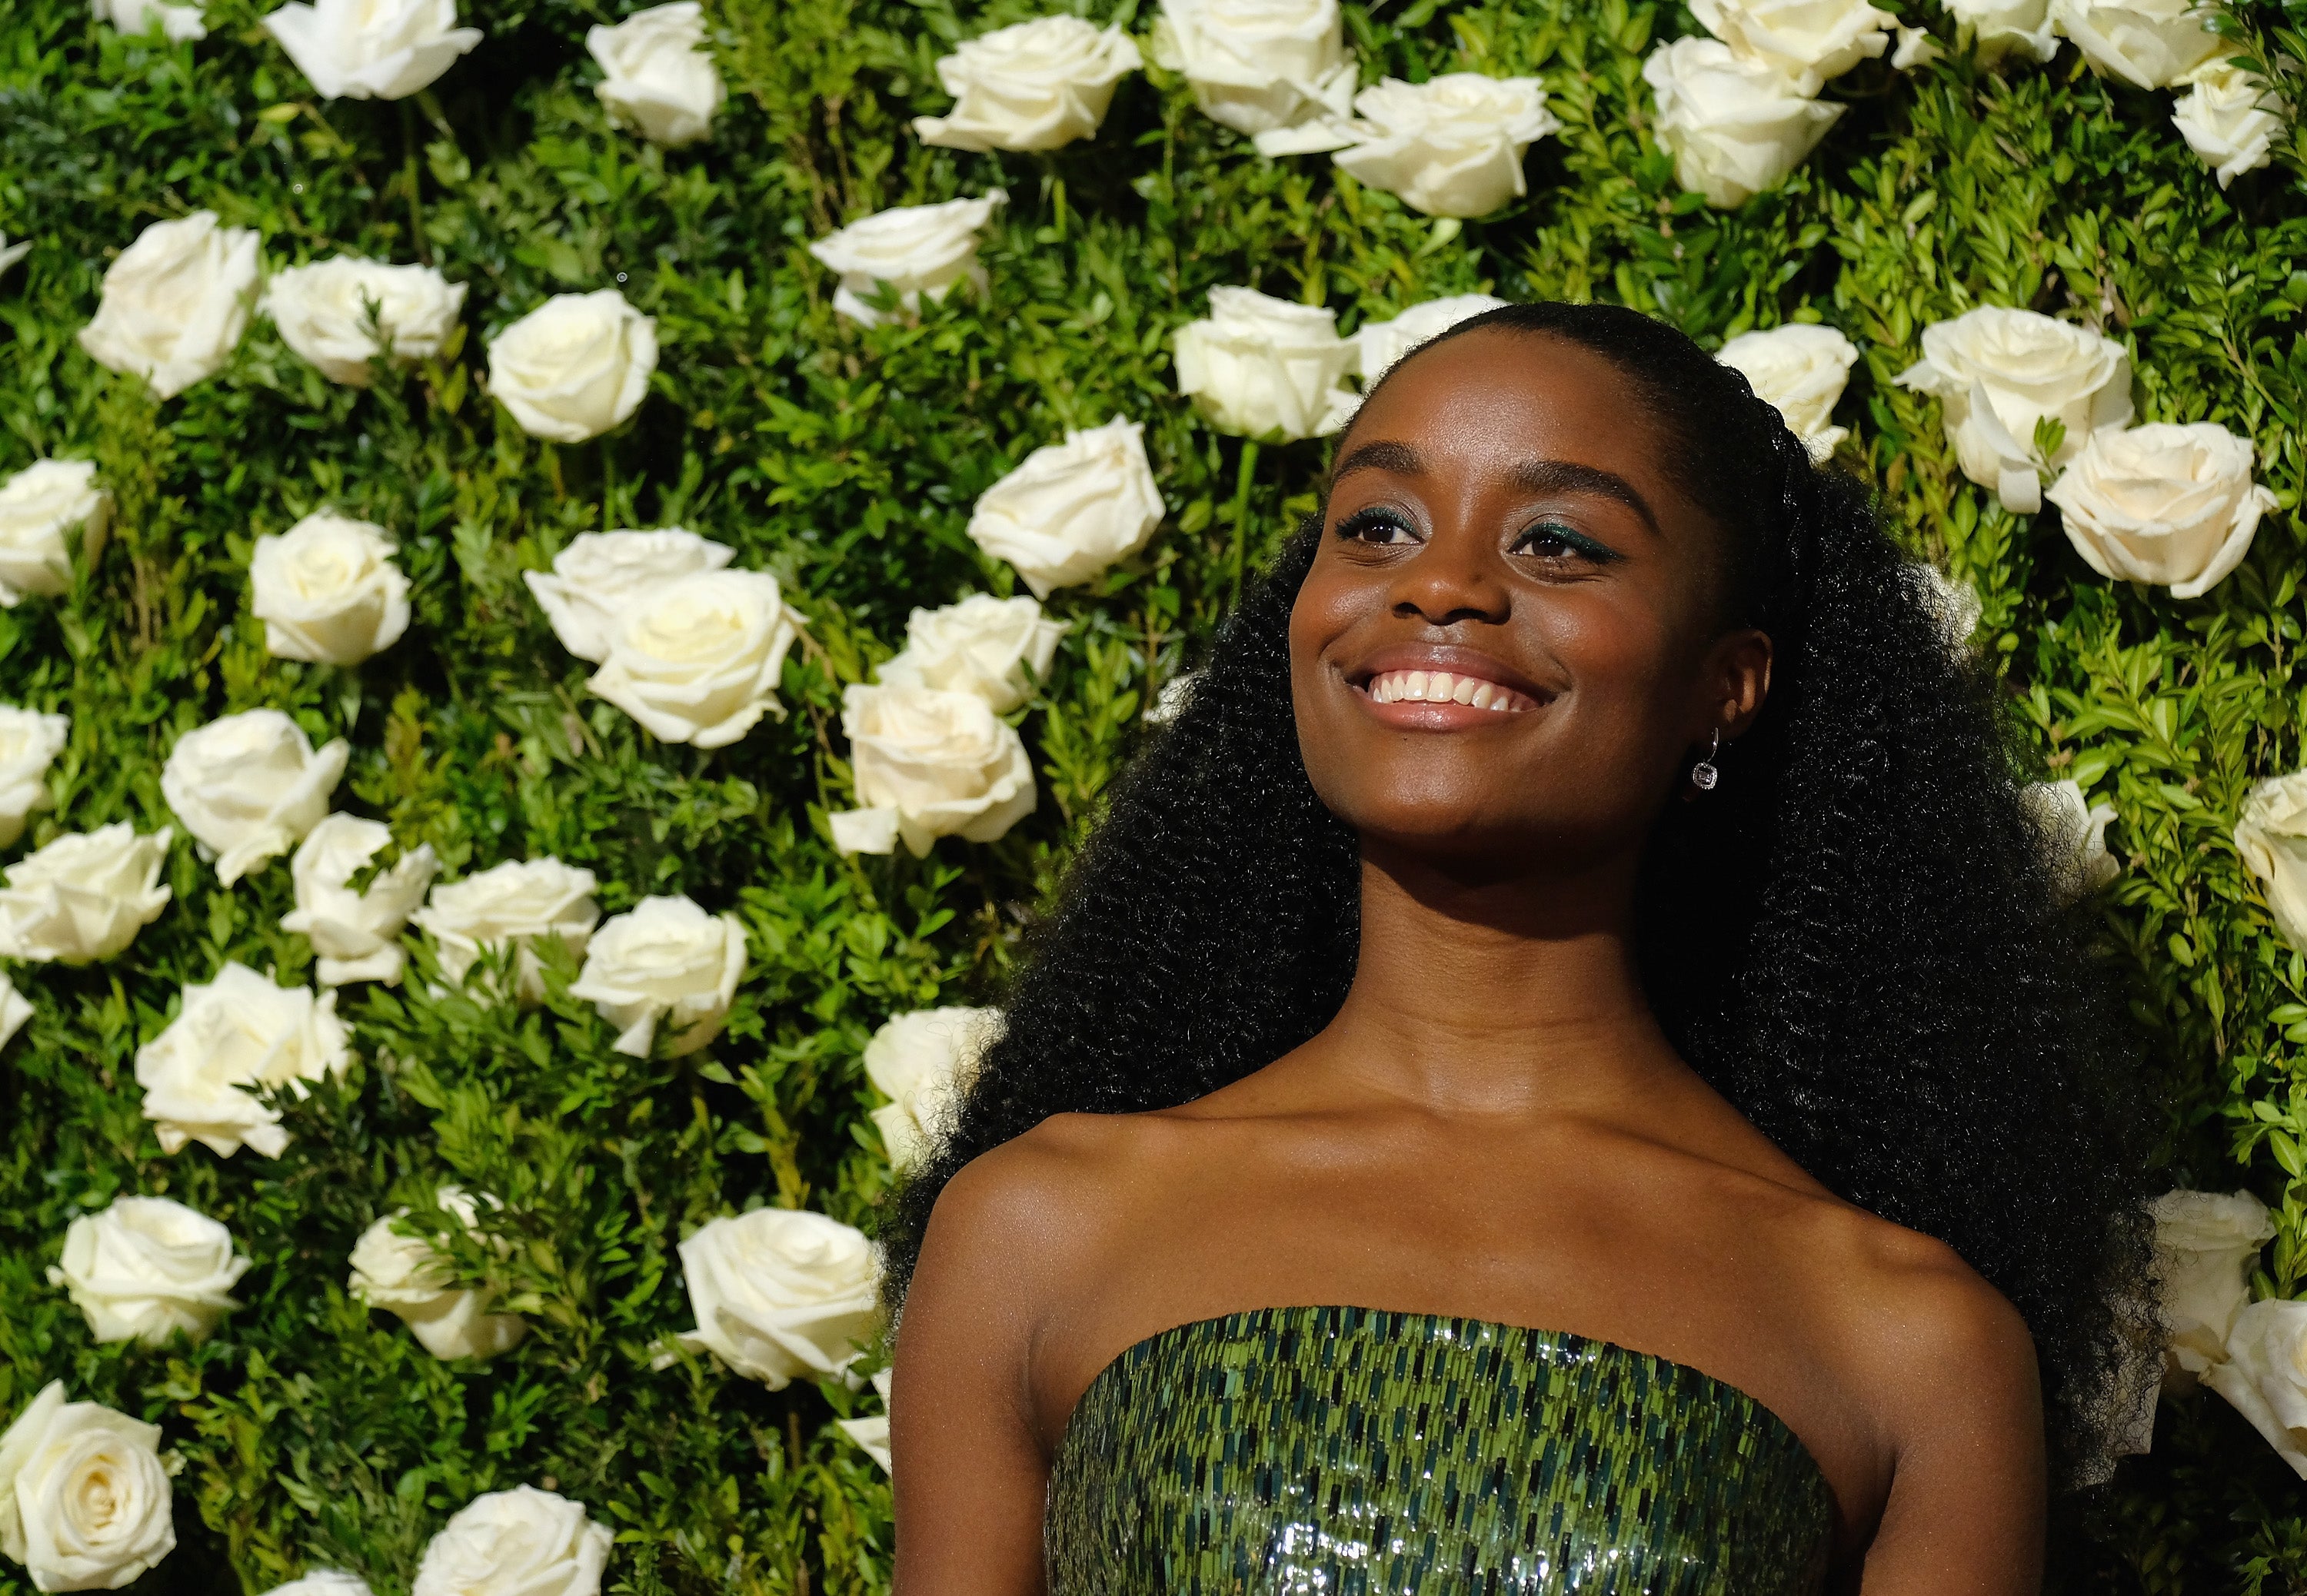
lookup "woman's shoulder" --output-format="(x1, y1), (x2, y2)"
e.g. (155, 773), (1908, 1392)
(1756, 1173), (2039, 1432)
(1799, 1183), (2029, 1339)
(908, 1110), (1226, 1448)
(924, 1109), (1203, 1265)
(927, 1112), (1200, 1218)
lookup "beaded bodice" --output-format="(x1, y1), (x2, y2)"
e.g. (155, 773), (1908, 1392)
(1046, 1304), (1835, 1595)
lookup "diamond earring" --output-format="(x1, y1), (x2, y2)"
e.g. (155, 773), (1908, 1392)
(1692, 730), (1723, 791)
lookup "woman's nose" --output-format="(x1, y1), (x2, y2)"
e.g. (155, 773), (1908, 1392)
(1390, 521), (1510, 628)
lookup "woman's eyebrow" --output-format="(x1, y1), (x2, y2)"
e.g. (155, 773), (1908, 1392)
(1328, 440), (1424, 485)
(1508, 459), (1661, 537)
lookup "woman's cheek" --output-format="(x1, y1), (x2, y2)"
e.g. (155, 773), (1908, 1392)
(1540, 587), (1689, 707)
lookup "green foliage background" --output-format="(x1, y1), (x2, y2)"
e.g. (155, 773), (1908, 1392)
(2, 0), (2307, 1584)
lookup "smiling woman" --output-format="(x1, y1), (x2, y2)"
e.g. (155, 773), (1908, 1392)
(882, 302), (2156, 1594)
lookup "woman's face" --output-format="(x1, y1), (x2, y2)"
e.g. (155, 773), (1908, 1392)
(1289, 328), (1772, 872)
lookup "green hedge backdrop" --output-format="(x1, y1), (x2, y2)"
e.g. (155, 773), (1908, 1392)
(3, 0), (2307, 1587)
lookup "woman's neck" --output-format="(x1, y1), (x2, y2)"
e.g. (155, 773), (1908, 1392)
(1308, 841), (1686, 1117)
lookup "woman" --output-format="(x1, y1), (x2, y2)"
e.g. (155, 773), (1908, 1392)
(883, 303), (2153, 1591)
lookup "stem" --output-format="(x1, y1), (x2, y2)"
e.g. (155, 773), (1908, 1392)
(600, 439), (617, 531)
(1227, 438), (1259, 606)
(400, 101), (430, 264)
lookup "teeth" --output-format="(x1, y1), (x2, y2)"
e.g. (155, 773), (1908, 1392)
(1363, 669), (1531, 712)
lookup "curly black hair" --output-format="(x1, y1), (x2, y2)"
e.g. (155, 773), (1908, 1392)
(883, 301), (2158, 1495)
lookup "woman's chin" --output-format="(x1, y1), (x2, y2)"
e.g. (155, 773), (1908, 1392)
(1351, 813), (1563, 867)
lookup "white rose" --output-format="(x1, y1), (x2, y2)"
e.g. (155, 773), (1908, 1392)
(0, 1382), (175, 1594)
(1943, 0), (2060, 62)
(2045, 421), (2273, 600)
(161, 709), (349, 886)
(2019, 778), (2119, 902)
(1893, 306), (2132, 514)
(2148, 1189), (2274, 1382)
(2237, 773), (2307, 952)
(0, 823), (173, 965)
(0, 705), (68, 848)
(1150, 0), (1356, 144)
(805, 191), (1007, 329)
(46, 1195), (251, 1347)
(878, 595), (1066, 713)
(524, 529), (734, 663)
(135, 961), (352, 1159)
(485, 290), (657, 444)
(262, 1574), (371, 1596)
(1327, 75), (1560, 218)
(830, 685), (1037, 858)
(965, 417), (1164, 598)
(261, 0), (481, 100)
(92, 0), (208, 40)
(250, 512), (413, 665)
(1174, 287), (1359, 442)
(411, 1487), (608, 1596)
(1691, 0), (1899, 95)
(0, 460), (105, 607)
(2046, 0), (2222, 87)
(262, 257), (466, 385)
(1889, 24), (1944, 68)
(77, 211), (261, 400)
(587, 2), (725, 147)
(412, 857), (600, 1003)
(673, 1209), (878, 1388)
(567, 895), (746, 1058)
(836, 1368), (894, 1474)
(864, 1006), (998, 1172)
(348, 1189), (525, 1362)
(586, 570), (800, 747)
(0, 973), (32, 1054)
(1642, 38), (1846, 209)
(2172, 64), (2283, 189)
(913, 16), (1142, 152)
(2205, 1298), (2307, 1478)
(1913, 564), (1982, 652)
(1716, 323), (1860, 459)
(1354, 294), (1507, 386)
(279, 813), (440, 986)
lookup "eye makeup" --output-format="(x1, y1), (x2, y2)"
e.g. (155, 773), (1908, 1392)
(1512, 521), (1623, 564)
(1334, 505), (1419, 544)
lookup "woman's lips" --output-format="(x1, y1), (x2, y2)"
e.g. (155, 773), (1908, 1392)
(1348, 666), (1548, 730)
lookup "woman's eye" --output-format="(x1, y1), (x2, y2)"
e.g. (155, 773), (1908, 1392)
(1514, 523), (1620, 563)
(1337, 508), (1417, 546)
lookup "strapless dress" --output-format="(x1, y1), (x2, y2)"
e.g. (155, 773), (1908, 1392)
(1046, 1304), (1833, 1594)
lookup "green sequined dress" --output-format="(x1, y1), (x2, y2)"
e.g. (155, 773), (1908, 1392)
(1046, 1305), (1834, 1595)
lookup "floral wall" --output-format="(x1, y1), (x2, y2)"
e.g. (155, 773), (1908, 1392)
(0, 0), (2303, 1587)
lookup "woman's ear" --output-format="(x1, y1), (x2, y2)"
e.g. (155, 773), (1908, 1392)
(1706, 629), (1773, 740)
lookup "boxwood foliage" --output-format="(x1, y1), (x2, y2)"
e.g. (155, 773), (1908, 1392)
(2, 0), (2306, 1586)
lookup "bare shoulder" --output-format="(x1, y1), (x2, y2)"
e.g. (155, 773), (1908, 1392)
(917, 1109), (1201, 1308)
(1786, 1194), (2040, 1432)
